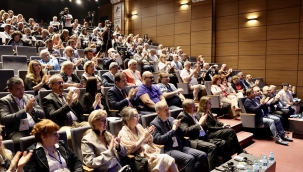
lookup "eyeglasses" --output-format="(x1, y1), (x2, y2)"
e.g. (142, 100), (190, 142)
(68, 50), (74, 53)
(161, 76), (169, 78)
(53, 81), (64, 85)
(51, 132), (59, 137)
(146, 76), (154, 79)
(133, 114), (140, 118)
(96, 118), (107, 123)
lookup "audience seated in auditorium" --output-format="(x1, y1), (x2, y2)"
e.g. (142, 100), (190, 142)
(0, 77), (45, 150)
(171, 54), (183, 71)
(148, 49), (158, 62)
(136, 71), (166, 112)
(244, 88), (292, 145)
(196, 55), (205, 64)
(123, 59), (143, 86)
(102, 48), (118, 70)
(218, 64), (232, 80)
(0, 24), (11, 44)
(177, 99), (229, 170)
(52, 34), (63, 50)
(60, 46), (83, 70)
(204, 64), (218, 82)
(211, 75), (241, 112)
(81, 61), (101, 90)
(230, 76), (245, 95)
(42, 74), (88, 139)
(151, 101), (208, 172)
(158, 54), (172, 73)
(23, 27), (37, 43)
(179, 53), (188, 67)
(59, 61), (83, 89)
(107, 72), (138, 111)
(83, 77), (104, 114)
(157, 72), (185, 107)
(24, 60), (50, 95)
(60, 29), (69, 43)
(66, 39), (80, 58)
(134, 45), (154, 72)
(24, 119), (83, 172)
(278, 83), (300, 114)
(180, 61), (205, 102)
(101, 62), (119, 87)
(44, 39), (61, 57)
(237, 72), (250, 90)
(7, 31), (29, 46)
(197, 96), (245, 156)
(39, 49), (59, 71)
(118, 107), (178, 172)
(81, 110), (127, 172)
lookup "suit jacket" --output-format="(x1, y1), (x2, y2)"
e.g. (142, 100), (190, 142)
(101, 71), (115, 87)
(243, 98), (268, 126)
(151, 116), (186, 153)
(82, 92), (97, 114)
(196, 112), (224, 132)
(239, 79), (250, 89)
(122, 69), (142, 86)
(177, 111), (205, 149)
(42, 92), (84, 127)
(107, 86), (135, 111)
(60, 72), (81, 84)
(0, 94), (45, 137)
(102, 57), (116, 70)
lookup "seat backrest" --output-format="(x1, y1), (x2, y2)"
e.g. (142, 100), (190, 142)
(38, 47), (45, 53)
(205, 81), (212, 95)
(30, 56), (42, 61)
(102, 87), (112, 110)
(38, 90), (53, 111)
(77, 49), (85, 58)
(98, 70), (109, 78)
(0, 92), (9, 99)
(2, 55), (27, 75)
(75, 70), (84, 79)
(60, 48), (64, 57)
(78, 88), (86, 107)
(153, 61), (159, 72)
(189, 56), (197, 62)
(170, 108), (183, 119)
(16, 46), (38, 61)
(20, 130), (67, 151)
(48, 70), (60, 75)
(24, 90), (35, 96)
(136, 62), (142, 73)
(3, 140), (14, 154)
(238, 97), (247, 113)
(18, 70), (28, 83)
(97, 59), (103, 70)
(108, 119), (123, 136)
(0, 45), (13, 60)
(0, 69), (14, 91)
(175, 70), (183, 83)
(70, 126), (91, 161)
(231, 70), (241, 77)
(141, 113), (157, 128)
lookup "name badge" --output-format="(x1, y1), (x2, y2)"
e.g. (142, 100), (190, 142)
(172, 137), (179, 147)
(200, 129), (206, 137)
(19, 119), (29, 131)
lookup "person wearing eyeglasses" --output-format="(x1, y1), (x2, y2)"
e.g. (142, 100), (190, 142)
(59, 61), (83, 89)
(60, 46), (83, 70)
(24, 119), (83, 172)
(42, 74), (88, 140)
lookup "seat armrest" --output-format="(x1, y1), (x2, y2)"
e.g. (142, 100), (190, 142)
(83, 165), (94, 172)
(240, 113), (256, 128)
(108, 110), (119, 117)
(177, 83), (190, 94)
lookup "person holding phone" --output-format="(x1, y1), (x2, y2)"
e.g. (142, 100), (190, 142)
(197, 96), (246, 156)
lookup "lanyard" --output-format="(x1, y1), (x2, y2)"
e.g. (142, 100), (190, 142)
(48, 151), (62, 165)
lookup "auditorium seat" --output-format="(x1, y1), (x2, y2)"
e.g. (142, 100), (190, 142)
(3, 140), (15, 154)
(141, 113), (157, 128)
(48, 70), (60, 75)
(98, 70), (109, 77)
(102, 86), (119, 117)
(18, 70), (27, 83)
(2, 55), (27, 75)
(70, 126), (91, 161)
(0, 90), (34, 99)
(38, 47), (45, 53)
(0, 45), (13, 60)
(16, 46), (38, 62)
(175, 70), (193, 95)
(30, 56), (41, 61)
(97, 58), (103, 70)
(108, 119), (123, 136)
(189, 56), (197, 62)
(77, 49), (85, 58)
(60, 48), (64, 56)
(75, 70), (84, 79)
(170, 108), (183, 119)
(0, 69), (14, 91)
(153, 61), (159, 72)
(252, 78), (265, 88)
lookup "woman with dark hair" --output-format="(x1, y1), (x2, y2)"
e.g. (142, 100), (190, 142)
(83, 77), (104, 114)
(24, 60), (50, 95)
(24, 119), (83, 172)
(81, 61), (101, 90)
(7, 31), (29, 46)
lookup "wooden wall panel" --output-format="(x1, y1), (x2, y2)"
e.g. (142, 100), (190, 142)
(239, 11), (267, 28)
(298, 55), (303, 69)
(157, 13), (175, 26)
(175, 1), (191, 12)
(267, 23), (300, 40)
(216, 15), (238, 30)
(299, 39), (303, 54)
(174, 34), (190, 46)
(141, 0), (157, 8)
(267, 39), (299, 55)
(191, 0), (212, 6)
(141, 6), (157, 18)
(191, 43), (211, 57)
(157, 35), (174, 47)
(266, 70), (297, 86)
(297, 72), (303, 86)
(191, 30), (212, 44)
(267, 7), (300, 25)
(300, 22), (303, 38)
(238, 56), (265, 69)
(239, 26), (266, 41)
(216, 42), (238, 56)
(191, 4), (212, 19)
(216, 56), (238, 69)
(175, 11), (191, 23)
(141, 27), (156, 40)
(157, 2), (175, 15)
(157, 0), (174, 4)
(175, 22), (191, 34)
(243, 70), (266, 80)
(216, 1), (238, 17)
(157, 24), (175, 36)
(216, 0), (237, 4)
(239, 0), (267, 14)
(239, 41), (266, 55)
(216, 29), (238, 43)
(267, 0), (300, 10)
(129, 0), (141, 10)
(141, 16), (156, 28)
(296, 86), (303, 98)
(266, 55), (298, 70)
(191, 17), (212, 31)
(180, 46), (190, 56)
(130, 17), (142, 30)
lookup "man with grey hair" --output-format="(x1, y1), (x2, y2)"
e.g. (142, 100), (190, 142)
(44, 39), (60, 57)
(59, 61), (82, 89)
(38, 49), (59, 71)
(151, 101), (208, 172)
(180, 61), (205, 102)
(0, 77), (45, 150)
(123, 59), (143, 86)
(59, 46), (83, 70)
(102, 62), (119, 87)
(171, 54), (183, 71)
(134, 45), (154, 72)
(237, 72), (250, 90)
(40, 29), (49, 42)
(246, 74), (259, 88)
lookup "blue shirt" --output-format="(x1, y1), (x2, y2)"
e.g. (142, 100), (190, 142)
(136, 84), (162, 109)
(39, 57), (59, 70)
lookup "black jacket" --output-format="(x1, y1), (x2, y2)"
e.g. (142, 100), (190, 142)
(24, 141), (83, 172)
(196, 112), (224, 132)
(107, 86), (136, 111)
(60, 72), (81, 84)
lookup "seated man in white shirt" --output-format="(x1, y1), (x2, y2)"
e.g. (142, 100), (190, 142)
(180, 61), (205, 102)
(0, 24), (12, 44)
(171, 54), (183, 71)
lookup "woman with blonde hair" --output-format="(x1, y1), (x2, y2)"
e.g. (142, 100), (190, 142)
(81, 110), (128, 172)
(24, 60), (50, 95)
(52, 34), (63, 49)
(118, 107), (178, 172)
(158, 54), (171, 73)
(0, 127), (13, 172)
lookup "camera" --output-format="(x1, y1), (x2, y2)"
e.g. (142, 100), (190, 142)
(92, 11), (95, 17)
(106, 22), (112, 28)
(60, 10), (68, 16)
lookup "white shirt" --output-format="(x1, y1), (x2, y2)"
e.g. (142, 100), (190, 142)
(158, 62), (170, 73)
(132, 71), (142, 85)
(55, 93), (78, 121)
(64, 14), (73, 27)
(0, 31), (11, 44)
(180, 68), (198, 85)
(36, 143), (70, 172)
(12, 95), (36, 128)
(149, 55), (158, 62)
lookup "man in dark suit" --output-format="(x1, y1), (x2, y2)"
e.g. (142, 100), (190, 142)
(42, 74), (88, 138)
(151, 101), (209, 172)
(237, 72), (250, 90)
(101, 62), (119, 87)
(59, 61), (83, 89)
(177, 99), (230, 170)
(244, 88), (292, 145)
(0, 77), (45, 150)
(107, 72), (137, 111)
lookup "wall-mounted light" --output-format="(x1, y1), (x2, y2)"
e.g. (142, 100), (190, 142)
(132, 14), (137, 16)
(248, 17), (257, 21)
(181, 2), (188, 5)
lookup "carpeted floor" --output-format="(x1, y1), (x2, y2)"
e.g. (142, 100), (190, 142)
(244, 132), (303, 172)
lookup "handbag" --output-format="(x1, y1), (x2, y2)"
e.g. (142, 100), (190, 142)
(133, 154), (148, 172)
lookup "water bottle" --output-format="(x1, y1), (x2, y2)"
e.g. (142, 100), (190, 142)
(253, 162), (259, 172)
(245, 170), (250, 172)
(268, 152), (274, 164)
(262, 156), (268, 169)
